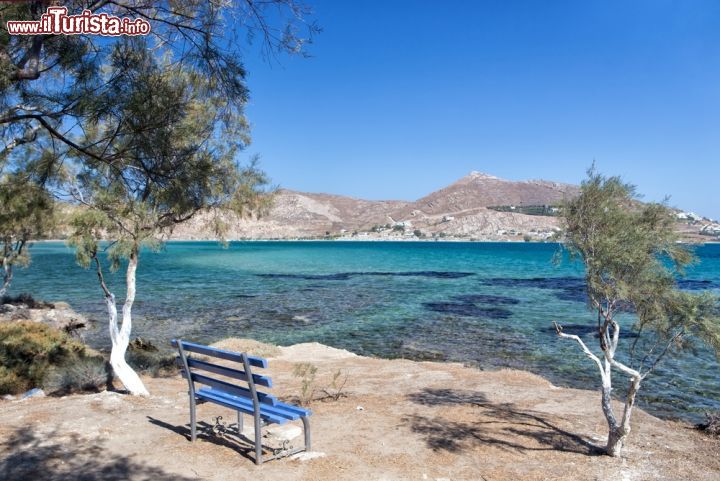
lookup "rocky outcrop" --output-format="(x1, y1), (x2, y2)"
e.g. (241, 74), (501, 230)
(0, 301), (88, 333)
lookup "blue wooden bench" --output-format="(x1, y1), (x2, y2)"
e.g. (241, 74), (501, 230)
(172, 339), (311, 465)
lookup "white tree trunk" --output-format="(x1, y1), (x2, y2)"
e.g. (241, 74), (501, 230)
(605, 364), (641, 456)
(600, 359), (618, 431)
(0, 259), (12, 298)
(556, 321), (641, 457)
(106, 252), (148, 396)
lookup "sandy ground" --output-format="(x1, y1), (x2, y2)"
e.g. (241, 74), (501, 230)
(0, 341), (718, 481)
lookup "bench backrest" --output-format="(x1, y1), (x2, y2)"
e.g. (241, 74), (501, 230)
(172, 339), (277, 407)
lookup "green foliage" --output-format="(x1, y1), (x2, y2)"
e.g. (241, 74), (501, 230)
(0, 174), (56, 294)
(562, 167), (720, 367)
(66, 38), (272, 270)
(4, 3), (313, 268)
(127, 338), (178, 377)
(321, 369), (349, 402)
(0, 176), (54, 249)
(2, 1), (318, 171)
(292, 362), (318, 406)
(413, 229), (423, 237)
(43, 357), (108, 394)
(293, 364), (350, 404)
(0, 321), (101, 394)
(489, 205), (560, 216)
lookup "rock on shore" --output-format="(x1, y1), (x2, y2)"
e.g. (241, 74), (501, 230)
(0, 300), (88, 332)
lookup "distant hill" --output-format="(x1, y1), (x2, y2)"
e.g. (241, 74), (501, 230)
(171, 171), (581, 241)
(390, 171), (578, 219)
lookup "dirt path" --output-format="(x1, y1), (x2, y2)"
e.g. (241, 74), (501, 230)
(1, 342), (718, 481)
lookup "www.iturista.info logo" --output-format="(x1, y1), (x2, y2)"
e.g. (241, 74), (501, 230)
(6, 6), (151, 36)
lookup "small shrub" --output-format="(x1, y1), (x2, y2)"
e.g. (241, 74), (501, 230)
(127, 345), (178, 377)
(44, 357), (108, 394)
(320, 369), (349, 402)
(697, 411), (720, 436)
(0, 321), (97, 394)
(292, 362), (318, 406)
(523, 234), (532, 242)
(1, 293), (54, 309)
(129, 337), (158, 352)
(291, 365), (350, 405)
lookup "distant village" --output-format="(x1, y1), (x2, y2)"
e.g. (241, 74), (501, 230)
(676, 211), (720, 239)
(320, 209), (720, 243)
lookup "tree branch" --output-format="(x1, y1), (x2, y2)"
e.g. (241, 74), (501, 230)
(641, 329), (685, 379)
(554, 321), (608, 383)
(610, 358), (641, 380)
(92, 250), (112, 299)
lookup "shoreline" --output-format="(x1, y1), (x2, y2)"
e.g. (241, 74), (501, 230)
(65, 317), (718, 426)
(33, 238), (719, 245)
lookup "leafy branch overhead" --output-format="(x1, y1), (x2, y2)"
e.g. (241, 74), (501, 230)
(1, 0), (318, 168)
(0, 174), (55, 296)
(66, 37), (273, 266)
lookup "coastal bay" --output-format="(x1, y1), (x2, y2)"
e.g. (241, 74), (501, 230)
(12, 241), (720, 423)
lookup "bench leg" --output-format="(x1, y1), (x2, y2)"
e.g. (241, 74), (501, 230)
(302, 416), (311, 451)
(254, 412), (262, 465)
(237, 411), (243, 435)
(189, 393), (197, 442)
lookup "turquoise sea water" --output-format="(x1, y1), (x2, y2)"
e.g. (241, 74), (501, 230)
(10, 241), (720, 422)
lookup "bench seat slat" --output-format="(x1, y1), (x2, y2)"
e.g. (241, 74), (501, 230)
(203, 388), (311, 419)
(185, 358), (273, 388)
(198, 388), (310, 421)
(268, 401), (312, 418)
(196, 389), (288, 425)
(172, 340), (268, 369)
(186, 372), (277, 406)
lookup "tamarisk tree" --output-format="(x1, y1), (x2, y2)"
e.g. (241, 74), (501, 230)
(2, 1), (318, 163)
(555, 168), (719, 457)
(0, 174), (55, 298)
(68, 39), (271, 396)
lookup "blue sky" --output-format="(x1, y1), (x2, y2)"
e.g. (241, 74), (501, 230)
(241, 0), (720, 218)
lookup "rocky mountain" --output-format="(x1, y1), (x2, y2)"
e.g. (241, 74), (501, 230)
(171, 172), (579, 241)
(390, 171), (577, 219)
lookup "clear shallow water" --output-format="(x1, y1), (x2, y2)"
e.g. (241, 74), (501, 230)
(11, 241), (720, 422)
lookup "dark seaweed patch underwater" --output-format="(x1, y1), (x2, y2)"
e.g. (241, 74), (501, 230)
(256, 271), (475, 280)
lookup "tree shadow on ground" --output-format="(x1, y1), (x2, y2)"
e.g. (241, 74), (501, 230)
(0, 427), (195, 481)
(406, 388), (602, 455)
(147, 416), (256, 462)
